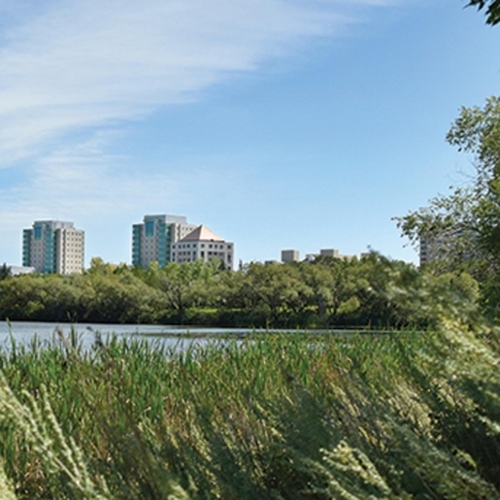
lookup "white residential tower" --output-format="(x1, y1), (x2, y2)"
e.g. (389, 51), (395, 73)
(22, 220), (84, 275)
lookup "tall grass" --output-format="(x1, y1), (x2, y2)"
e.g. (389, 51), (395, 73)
(0, 319), (499, 498)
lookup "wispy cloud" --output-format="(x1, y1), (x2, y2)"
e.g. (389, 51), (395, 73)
(0, 124), (247, 224)
(0, 0), (403, 163)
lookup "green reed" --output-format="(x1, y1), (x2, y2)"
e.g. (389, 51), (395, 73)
(0, 324), (498, 499)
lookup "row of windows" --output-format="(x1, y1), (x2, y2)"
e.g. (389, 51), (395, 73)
(175, 243), (229, 250)
(172, 251), (231, 260)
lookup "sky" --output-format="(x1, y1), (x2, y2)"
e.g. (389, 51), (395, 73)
(1, 0), (500, 267)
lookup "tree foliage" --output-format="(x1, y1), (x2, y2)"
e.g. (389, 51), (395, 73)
(466, 0), (500, 25)
(0, 254), (452, 328)
(396, 97), (500, 314)
(0, 264), (9, 281)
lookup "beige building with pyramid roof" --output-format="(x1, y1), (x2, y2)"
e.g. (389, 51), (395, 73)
(171, 225), (233, 269)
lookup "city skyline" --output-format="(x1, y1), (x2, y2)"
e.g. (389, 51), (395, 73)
(10, 214), (368, 269)
(1, 1), (500, 267)
(14, 214), (234, 271)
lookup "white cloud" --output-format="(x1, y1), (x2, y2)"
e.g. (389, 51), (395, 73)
(0, 125), (246, 225)
(0, 0), (404, 163)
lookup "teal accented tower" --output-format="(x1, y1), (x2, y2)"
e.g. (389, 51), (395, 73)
(131, 214), (196, 269)
(132, 224), (142, 267)
(43, 223), (56, 274)
(157, 219), (169, 267)
(22, 220), (84, 275)
(22, 221), (56, 273)
(22, 229), (31, 267)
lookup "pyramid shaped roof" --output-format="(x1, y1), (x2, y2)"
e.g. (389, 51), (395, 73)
(181, 225), (224, 242)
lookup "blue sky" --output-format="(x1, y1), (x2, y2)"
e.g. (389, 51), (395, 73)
(1, 0), (500, 266)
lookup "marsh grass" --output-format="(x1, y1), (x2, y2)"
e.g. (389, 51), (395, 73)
(0, 320), (499, 498)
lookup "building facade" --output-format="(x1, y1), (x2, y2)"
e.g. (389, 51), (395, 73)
(419, 227), (466, 266)
(283, 247), (355, 263)
(171, 225), (233, 269)
(132, 214), (197, 268)
(7, 265), (36, 276)
(320, 248), (340, 258)
(22, 220), (84, 275)
(281, 249), (300, 263)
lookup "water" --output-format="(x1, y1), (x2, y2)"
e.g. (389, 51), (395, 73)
(0, 321), (257, 352)
(0, 321), (390, 353)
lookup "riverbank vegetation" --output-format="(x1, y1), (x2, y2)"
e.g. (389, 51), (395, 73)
(0, 291), (499, 498)
(1, 6), (500, 498)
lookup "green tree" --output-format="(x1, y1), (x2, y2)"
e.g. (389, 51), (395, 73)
(396, 97), (500, 265)
(302, 257), (366, 322)
(84, 269), (160, 323)
(0, 264), (9, 281)
(241, 262), (311, 327)
(0, 275), (46, 320)
(156, 261), (206, 318)
(87, 257), (117, 275)
(300, 262), (335, 318)
(396, 97), (500, 314)
(466, 0), (500, 25)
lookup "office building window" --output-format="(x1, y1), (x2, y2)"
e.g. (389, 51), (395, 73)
(145, 221), (155, 237)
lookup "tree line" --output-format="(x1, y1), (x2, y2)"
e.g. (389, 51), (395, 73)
(0, 253), (479, 328)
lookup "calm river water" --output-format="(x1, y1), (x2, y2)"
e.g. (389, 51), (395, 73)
(0, 321), (381, 353)
(0, 321), (256, 351)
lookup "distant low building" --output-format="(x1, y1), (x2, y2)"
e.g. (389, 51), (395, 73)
(281, 249), (300, 263)
(320, 248), (355, 260)
(320, 248), (340, 258)
(304, 253), (319, 262)
(281, 247), (358, 263)
(8, 265), (36, 276)
(171, 225), (234, 269)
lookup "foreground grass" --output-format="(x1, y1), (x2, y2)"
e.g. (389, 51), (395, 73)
(0, 320), (499, 498)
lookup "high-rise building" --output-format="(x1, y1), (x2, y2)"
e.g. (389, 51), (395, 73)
(171, 225), (234, 269)
(132, 214), (197, 268)
(22, 220), (84, 275)
(419, 227), (466, 266)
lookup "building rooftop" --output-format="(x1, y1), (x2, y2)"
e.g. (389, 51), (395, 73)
(142, 214), (188, 224)
(180, 225), (224, 242)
